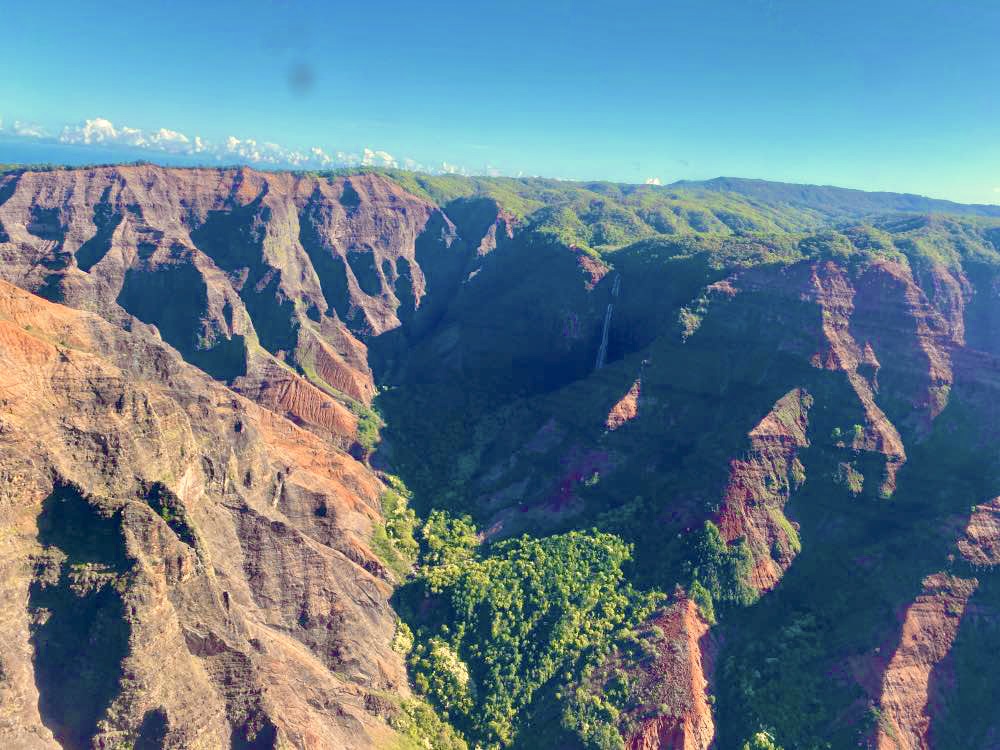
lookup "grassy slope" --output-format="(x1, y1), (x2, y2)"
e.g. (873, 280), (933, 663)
(384, 171), (827, 251)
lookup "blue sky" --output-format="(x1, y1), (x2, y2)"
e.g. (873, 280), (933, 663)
(2, 0), (999, 203)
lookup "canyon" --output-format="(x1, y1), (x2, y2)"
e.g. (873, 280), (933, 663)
(0, 164), (998, 749)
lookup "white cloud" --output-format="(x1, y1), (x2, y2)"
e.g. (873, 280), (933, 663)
(993, 186), (1000, 194)
(5, 114), (481, 176)
(60, 118), (192, 154)
(149, 128), (190, 150)
(440, 161), (468, 175)
(12, 120), (47, 138)
(362, 148), (398, 168)
(645, 177), (662, 185)
(60, 117), (120, 144)
(221, 136), (326, 168)
(310, 146), (334, 165)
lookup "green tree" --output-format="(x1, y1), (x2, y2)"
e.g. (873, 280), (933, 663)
(405, 522), (662, 749)
(742, 730), (784, 750)
(685, 521), (757, 610)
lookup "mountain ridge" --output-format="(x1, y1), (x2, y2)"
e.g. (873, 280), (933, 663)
(669, 175), (1000, 218)
(5, 161), (999, 220)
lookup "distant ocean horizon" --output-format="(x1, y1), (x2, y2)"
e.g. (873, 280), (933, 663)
(0, 135), (215, 168)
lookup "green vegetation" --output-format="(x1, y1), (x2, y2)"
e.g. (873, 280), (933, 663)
(381, 169), (1000, 275)
(684, 521), (758, 613)
(678, 305), (704, 340)
(370, 479), (420, 580)
(416, 510), (479, 592)
(390, 698), (469, 750)
(391, 619), (415, 654)
(718, 609), (841, 749)
(559, 614), (722, 749)
(834, 461), (865, 496)
(767, 508), (801, 556)
(348, 400), (384, 455)
(144, 483), (197, 547)
(397, 514), (663, 749)
(0, 162), (66, 174)
(689, 579), (717, 625)
(371, 198), (1000, 747)
(742, 730), (785, 750)
(377, 173), (836, 255)
(561, 683), (627, 750)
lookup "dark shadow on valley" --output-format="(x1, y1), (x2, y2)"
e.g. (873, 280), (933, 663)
(28, 484), (132, 750)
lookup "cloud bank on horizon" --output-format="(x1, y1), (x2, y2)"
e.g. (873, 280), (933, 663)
(0, 115), (477, 176)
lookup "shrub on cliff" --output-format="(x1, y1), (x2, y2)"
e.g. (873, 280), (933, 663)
(371, 480), (420, 580)
(742, 730), (784, 750)
(684, 520), (758, 613)
(689, 579), (717, 625)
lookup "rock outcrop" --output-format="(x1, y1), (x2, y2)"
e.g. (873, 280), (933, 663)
(625, 598), (715, 750)
(714, 388), (811, 592)
(0, 280), (404, 749)
(958, 498), (1000, 567)
(0, 165), (470, 432)
(606, 378), (642, 431)
(875, 574), (978, 750)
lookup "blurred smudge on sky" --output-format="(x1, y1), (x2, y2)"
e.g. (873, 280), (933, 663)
(288, 63), (315, 96)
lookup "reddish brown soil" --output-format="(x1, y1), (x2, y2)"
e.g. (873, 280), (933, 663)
(625, 598), (715, 750)
(0, 280), (402, 749)
(876, 574), (978, 750)
(606, 378), (642, 431)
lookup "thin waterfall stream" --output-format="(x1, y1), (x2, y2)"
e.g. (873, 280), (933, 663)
(595, 273), (620, 370)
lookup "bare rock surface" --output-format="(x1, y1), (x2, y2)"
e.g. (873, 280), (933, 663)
(875, 574), (978, 750)
(0, 164), (467, 417)
(0, 279), (404, 749)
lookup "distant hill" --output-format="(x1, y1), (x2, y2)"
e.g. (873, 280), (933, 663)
(670, 175), (1000, 219)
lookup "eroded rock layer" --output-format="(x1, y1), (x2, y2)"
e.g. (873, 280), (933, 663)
(0, 280), (403, 749)
(625, 599), (715, 750)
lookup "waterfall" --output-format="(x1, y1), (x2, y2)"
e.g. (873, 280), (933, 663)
(595, 274), (619, 370)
